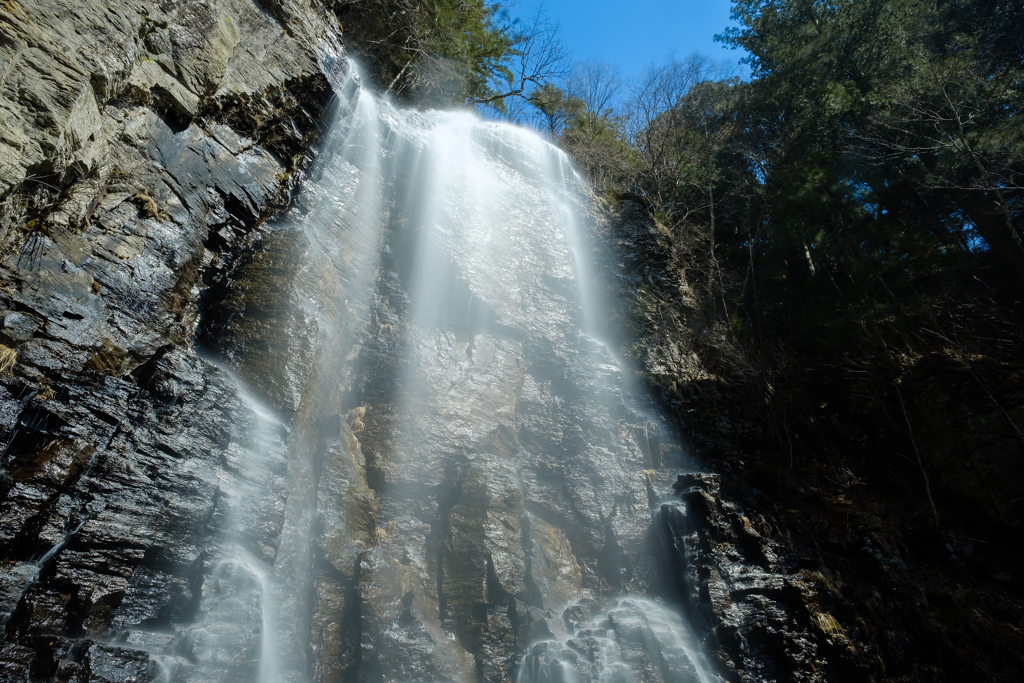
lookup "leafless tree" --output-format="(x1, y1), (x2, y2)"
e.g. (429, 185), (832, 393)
(474, 6), (568, 110)
(619, 53), (715, 216)
(556, 61), (626, 187)
(565, 59), (621, 116)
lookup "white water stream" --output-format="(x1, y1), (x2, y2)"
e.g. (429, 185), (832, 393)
(199, 63), (717, 683)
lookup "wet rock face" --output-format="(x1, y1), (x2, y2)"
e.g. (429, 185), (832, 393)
(521, 598), (713, 683)
(0, 346), (294, 682)
(0, 0), (341, 201)
(658, 473), (846, 682)
(0, 0), (342, 679)
(313, 116), (700, 683)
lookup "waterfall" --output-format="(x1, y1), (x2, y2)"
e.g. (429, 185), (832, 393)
(198, 62), (718, 683)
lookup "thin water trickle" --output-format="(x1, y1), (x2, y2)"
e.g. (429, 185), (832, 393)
(178, 365), (290, 683)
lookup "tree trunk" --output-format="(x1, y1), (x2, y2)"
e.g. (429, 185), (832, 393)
(709, 181), (715, 259)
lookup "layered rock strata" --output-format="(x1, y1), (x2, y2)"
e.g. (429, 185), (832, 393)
(0, 0), (344, 679)
(660, 473), (846, 682)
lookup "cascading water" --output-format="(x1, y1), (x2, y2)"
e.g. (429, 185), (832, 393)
(192, 62), (720, 683)
(180, 376), (291, 683)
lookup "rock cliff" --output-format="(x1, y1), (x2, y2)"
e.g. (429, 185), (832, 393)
(0, 0), (342, 679)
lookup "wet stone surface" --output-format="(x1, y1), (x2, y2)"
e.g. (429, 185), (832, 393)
(0, 0), (343, 679)
(315, 110), (699, 683)
(659, 472), (836, 682)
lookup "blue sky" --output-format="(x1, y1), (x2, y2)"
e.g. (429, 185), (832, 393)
(509, 0), (746, 79)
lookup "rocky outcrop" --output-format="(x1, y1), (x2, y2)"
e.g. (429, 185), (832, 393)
(0, 25), (696, 678)
(0, 0), (344, 679)
(0, 0), (342, 198)
(659, 472), (855, 682)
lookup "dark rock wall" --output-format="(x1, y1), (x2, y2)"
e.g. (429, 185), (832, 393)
(0, 0), (345, 679)
(659, 473), (847, 683)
